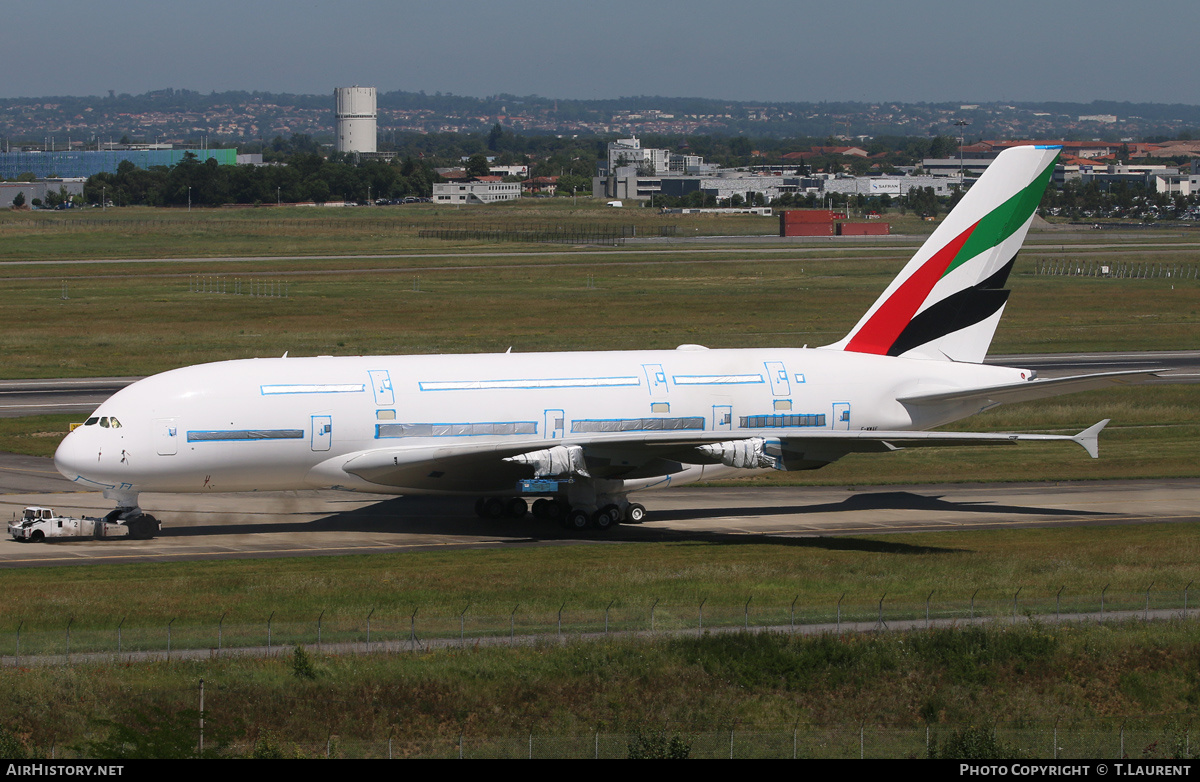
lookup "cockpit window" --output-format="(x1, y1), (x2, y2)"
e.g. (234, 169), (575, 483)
(99, 417), (110, 428)
(85, 417), (99, 426)
(109, 418), (122, 428)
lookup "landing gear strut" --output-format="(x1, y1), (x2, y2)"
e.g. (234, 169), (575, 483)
(100, 489), (160, 539)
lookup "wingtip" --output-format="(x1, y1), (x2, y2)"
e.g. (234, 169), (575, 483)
(1073, 419), (1110, 459)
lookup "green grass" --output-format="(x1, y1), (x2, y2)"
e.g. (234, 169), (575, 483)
(3, 523), (1197, 634)
(2, 619), (1198, 757)
(2, 253), (1197, 377)
(2, 523), (1199, 754)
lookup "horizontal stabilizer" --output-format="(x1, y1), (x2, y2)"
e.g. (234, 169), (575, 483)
(897, 370), (1160, 410)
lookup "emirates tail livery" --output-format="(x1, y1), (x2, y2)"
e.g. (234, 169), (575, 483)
(55, 145), (1154, 534)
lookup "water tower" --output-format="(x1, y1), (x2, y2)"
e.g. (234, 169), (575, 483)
(335, 86), (377, 154)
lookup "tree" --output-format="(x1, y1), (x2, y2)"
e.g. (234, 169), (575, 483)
(465, 153), (490, 178)
(11, 191), (24, 208)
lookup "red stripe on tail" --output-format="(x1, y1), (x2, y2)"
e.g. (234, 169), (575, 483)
(844, 221), (978, 355)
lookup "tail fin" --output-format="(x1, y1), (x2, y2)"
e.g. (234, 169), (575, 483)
(826, 145), (1060, 363)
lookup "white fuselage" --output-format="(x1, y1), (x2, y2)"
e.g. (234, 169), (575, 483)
(54, 347), (1029, 497)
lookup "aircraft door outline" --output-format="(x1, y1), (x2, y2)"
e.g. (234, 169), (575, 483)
(765, 361), (791, 396)
(544, 409), (565, 440)
(832, 403), (851, 431)
(713, 405), (732, 431)
(311, 415), (333, 451)
(368, 370), (394, 406)
(155, 418), (178, 456)
(642, 364), (668, 396)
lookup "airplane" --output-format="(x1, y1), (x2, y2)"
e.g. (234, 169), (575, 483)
(53, 145), (1158, 536)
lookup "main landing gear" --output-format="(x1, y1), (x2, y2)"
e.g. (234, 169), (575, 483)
(101, 489), (160, 540)
(473, 496), (647, 531)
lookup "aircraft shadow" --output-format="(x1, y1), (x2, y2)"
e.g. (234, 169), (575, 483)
(146, 488), (1113, 555)
(646, 490), (1113, 522)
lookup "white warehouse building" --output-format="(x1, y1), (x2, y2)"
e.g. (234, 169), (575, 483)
(432, 181), (521, 204)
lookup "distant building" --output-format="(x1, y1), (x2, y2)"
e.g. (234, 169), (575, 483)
(594, 137), (718, 199)
(489, 164), (529, 178)
(335, 86), (377, 154)
(432, 181), (521, 204)
(0, 148), (237, 179)
(522, 176), (558, 195)
(1, 178), (86, 208)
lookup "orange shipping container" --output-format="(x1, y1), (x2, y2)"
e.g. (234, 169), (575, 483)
(836, 222), (890, 236)
(781, 221), (835, 237)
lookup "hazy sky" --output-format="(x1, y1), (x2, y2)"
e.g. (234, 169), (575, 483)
(4, 0), (1198, 104)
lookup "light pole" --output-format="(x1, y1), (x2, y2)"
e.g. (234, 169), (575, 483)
(954, 119), (971, 183)
(188, 186), (192, 212)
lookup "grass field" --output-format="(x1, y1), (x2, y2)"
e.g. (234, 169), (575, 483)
(2, 526), (1199, 756)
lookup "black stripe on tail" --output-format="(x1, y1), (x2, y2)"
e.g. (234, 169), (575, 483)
(886, 255), (1017, 357)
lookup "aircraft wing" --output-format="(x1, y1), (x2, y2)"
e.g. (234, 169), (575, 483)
(897, 370), (1159, 411)
(329, 420), (1109, 492)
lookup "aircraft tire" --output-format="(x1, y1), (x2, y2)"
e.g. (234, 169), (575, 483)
(531, 498), (549, 519)
(483, 498), (506, 519)
(566, 509), (590, 531)
(474, 497), (488, 518)
(128, 515), (158, 540)
(506, 497), (528, 519)
(625, 503), (647, 523)
(592, 507), (618, 531)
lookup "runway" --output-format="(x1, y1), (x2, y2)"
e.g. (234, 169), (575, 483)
(2, 457), (1197, 568)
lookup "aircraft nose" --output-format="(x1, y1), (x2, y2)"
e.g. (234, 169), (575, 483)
(54, 426), (90, 482)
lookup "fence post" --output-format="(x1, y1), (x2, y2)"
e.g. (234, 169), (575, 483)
(117, 616), (125, 655)
(267, 612), (274, 654)
(558, 602), (565, 639)
(791, 596), (798, 632)
(651, 598), (659, 633)
(926, 590), (934, 628)
(744, 596), (752, 630)
(699, 598), (706, 635)
(1186, 580), (1194, 615)
(837, 592), (845, 634)
(410, 608), (419, 652)
(605, 600), (614, 635)
(460, 603), (470, 648)
(1012, 587), (1022, 625)
(876, 593), (887, 631)
(1101, 584), (1109, 620)
(971, 589), (979, 621)
(1057, 586), (1064, 623)
(66, 617), (73, 662)
(510, 605), (518, 644)
(317, 610), (324, 649)
(168, 618), (175, 659)
(366, 608), (375, 652)
(1144, 581), (1154, 621)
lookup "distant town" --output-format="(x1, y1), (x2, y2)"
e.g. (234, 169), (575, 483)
(5, 88), (1200, 223)
(5, 89), (1200, 147)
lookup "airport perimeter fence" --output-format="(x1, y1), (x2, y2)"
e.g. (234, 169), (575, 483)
(416, 223), (677, 246)
(3, 584), (1196, 664)
(1034, 259), (1200, 279)
(26, 719), (1199, 759)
